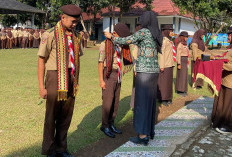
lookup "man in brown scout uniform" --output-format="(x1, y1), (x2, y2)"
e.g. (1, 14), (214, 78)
(18, 28), (23, 48)
(12, 28), (18, 48)
(98, 23), (132, 138)
(0, 29), (7, 49)
(38, 4), (82, 157)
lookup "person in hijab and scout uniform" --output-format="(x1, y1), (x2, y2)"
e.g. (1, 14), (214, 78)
(38, 4), (82, 157)
(12, 28), (18, 48)
(33, 29), (40, 48)
(28, 29), (34, 48)
(6, 28), (13, 49)
(190, 29), (206, 88)
(18, 28), (23, 48)
(211, 27), (232, 134)
(22, 28), (29, 49)
(158, 24), (175, 106)
(98, 23), (132, 138)
(105, 11), (163, 145)
(175, 31), (189, 96)
(0, 29), (7, 49)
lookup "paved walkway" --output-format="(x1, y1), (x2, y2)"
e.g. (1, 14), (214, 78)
(106, 97), (214, 157)
(172, 126), (232, 157)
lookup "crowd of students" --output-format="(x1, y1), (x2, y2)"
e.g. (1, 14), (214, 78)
(0, 27), (45, 49)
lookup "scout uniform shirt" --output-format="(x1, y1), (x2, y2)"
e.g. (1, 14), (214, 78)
(176, 43), (189, 65)
(222, 49), (232, 89)
(18, 30), (23, 38)
(23, 30), (29, 38)
(12, 29), (18, 38)
(158, 37), (175, 69)
(37, 28), (72, 70)
(98, 41), (120, 70)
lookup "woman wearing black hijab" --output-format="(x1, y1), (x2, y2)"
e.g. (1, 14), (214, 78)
(105, 11), (163, 145)
(190, 29), (206, 87)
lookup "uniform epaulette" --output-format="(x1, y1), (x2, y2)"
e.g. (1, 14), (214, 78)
(46, 27), (54, 33)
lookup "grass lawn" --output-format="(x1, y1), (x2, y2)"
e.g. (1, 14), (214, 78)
(0, 47), (212, 157)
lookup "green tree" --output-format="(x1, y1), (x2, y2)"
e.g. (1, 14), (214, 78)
(2, 15), (17, 27)
(172, 0), (232, 44)
(139, 0), (153, 11)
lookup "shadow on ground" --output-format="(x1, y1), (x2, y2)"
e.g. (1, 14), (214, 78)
(6, 96), (132, 157)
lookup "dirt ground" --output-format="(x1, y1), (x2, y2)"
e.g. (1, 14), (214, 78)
(74, 94), (201, 157)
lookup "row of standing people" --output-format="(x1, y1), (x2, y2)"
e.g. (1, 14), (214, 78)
(0, 28), (45, 49)
(101, 10), (231, 145)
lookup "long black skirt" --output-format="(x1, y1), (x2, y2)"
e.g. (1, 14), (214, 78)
(176, 57), (188, 92)
(157, 67), (173, 101)
(134, 72), (159, 136)
(212, 85), (232, 129)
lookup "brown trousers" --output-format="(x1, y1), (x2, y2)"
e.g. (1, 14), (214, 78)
(157, 67), (174, 101)
(42, 70), (75, 155)
(7, 39), (13, 49)
(18, 37), (22, 48)
(102, 69), (121, 128)
(14, 38), (17, 47)
(22, 37), (28, 48)
(212, 85), (232, 129)
(1, 39), (6, 49)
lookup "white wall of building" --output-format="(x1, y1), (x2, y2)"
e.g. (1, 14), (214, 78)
(179, 18), (198, 35)
(103, 17), (118, 33)
(157, 16), (173, 29)
(120, 17), (137, 33)
(102, 15), (198, 40)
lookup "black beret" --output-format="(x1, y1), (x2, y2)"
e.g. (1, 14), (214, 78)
(227, 27), (232, 34)
(162, 24), (174, 30)
(179, 31), (189, 37)
(114, 23), (130, 37)
(61, 5), (82, 18)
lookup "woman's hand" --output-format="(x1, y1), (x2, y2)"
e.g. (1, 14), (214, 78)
(160, 68), (164, 72)
(178, 64), (181, 70)
(104, 32), (112, 39)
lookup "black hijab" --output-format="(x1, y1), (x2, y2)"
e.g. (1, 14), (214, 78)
(191, 29), (205, 52)
(138, 11), (163, 53)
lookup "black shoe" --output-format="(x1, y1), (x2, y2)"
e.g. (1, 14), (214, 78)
(56, 151), (73, 157)
(216, 127), (232, 134)
(129, 136), (149, 146)
(150, 132), (155, 140)
(167, 100), (172, 105)
(162, 101), (169, 106)
(100, 126), (115, 138)
(110, 125), (122, 134)
(196, 86), (202, 89)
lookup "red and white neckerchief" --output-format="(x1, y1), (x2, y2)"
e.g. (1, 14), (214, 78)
(115, 45), (122, 83)
(170, 41), (177, 62)
(67, 34), (75, 76)
(222, 48), (231, 57)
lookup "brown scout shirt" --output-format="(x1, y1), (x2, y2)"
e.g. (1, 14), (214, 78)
(12, 30), (18, 38)
(23, 31), (29, 38)
(176, 43), (189, 65)
(18, 30), (23, 37)
(98, 41), (121, 70)
(158, 37), (175, 69)
(190, 43), (206, 61)
(222, 50), (232, 89)
(37, 29), (72, 70)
